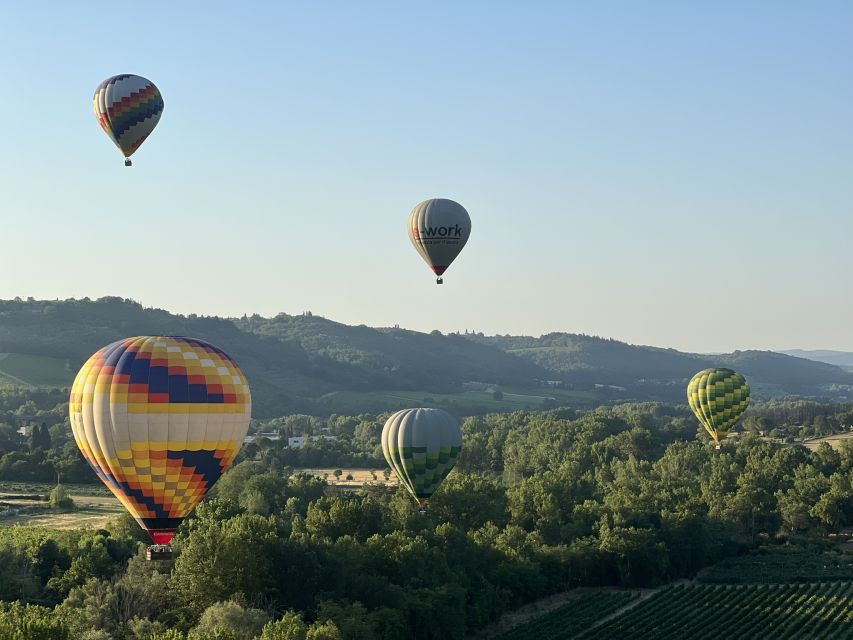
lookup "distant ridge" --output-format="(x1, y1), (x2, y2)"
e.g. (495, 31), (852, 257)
(0, 298), (850, 416)
(778, 349), (853, 371)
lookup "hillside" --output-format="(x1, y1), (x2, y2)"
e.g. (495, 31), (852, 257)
(0, 298), (549, 416)
(465, 333), (853, 401)
(0, 298), (851, 416)
(780, 349), (853, 370)
(233, 313), (547, 391)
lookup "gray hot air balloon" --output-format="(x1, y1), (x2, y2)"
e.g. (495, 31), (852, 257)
(381, 408), (462, 510)
(407, 198), (471, 284)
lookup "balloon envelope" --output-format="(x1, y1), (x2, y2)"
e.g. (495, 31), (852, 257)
(408, 199), (471, 280)
(69, 337), (251, 544)
(687, 368), (750, 447)
(93, 74), (164, 160)
(381, 408), (462, 506)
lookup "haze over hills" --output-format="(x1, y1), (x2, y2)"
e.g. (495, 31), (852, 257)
(0, 297), (850, 416)
(779, 349), (853, 371)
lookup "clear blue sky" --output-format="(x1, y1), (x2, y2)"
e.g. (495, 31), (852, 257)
(1, 2), (851, 352)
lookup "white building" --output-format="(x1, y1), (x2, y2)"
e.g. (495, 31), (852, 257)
(288, 436), (306, 448)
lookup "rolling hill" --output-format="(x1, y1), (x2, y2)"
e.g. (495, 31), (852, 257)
(465, 333), (853, 399)
(0, 297), (850, 416)
(779, 349), (853, 371)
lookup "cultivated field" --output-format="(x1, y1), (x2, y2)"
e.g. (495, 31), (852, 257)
(0, 481), (111, 496)
(698, 550), (853, 584)
(0, 352), (73, 387)
(315, 387), (597, 415)
(296, 468), (398, 487)
(803, 432), (853, 451)
(581, 582), (853, 639)
(493, 591), (638, 640)
(0, 493), (122, 530)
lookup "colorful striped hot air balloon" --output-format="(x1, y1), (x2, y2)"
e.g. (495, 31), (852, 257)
(69, 337), (251, 546)
(687, 368), (750, 449)
(381, 408), (462, 510)
(93, 74), (164, 166)
(408, 198), (471, 284)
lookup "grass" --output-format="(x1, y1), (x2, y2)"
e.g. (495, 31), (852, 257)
(0, 493), (122, 531)
(315, 387), (598, 415)
(295, 468), (397, 487)
(0, 482), (110, 497)
(0, 482), (121, 531)
(0, 353), (73, 387)
(0, 504), (124, 530)
(803, 432), (853, 451)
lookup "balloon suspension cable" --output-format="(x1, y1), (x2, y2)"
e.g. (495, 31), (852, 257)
(436, 277), (443, 285)
(124, 159), (132, 167)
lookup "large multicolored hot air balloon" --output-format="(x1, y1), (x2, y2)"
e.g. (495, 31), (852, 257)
(408, 198), (471, 284)
(93, 74), (164, 166)
(381, 408), (462, 509)
(687, 368), (750, 449)
(69, 337), (251, 546)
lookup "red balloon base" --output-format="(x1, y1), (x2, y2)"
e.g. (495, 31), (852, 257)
(148, 530), (176, 545)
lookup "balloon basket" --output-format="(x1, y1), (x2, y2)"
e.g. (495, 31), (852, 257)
(436, 277), (443, 285)
(124, 159), (132, 167)
(146, 544), (174, 562)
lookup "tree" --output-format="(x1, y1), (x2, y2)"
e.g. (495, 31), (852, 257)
(170, 515), (280, 619)
(146, 631), (186, 640)
(0, 602), (72, 640)
(49, 485), (74, 510)
(30, 423), (52, 451)
(428, 474), (509, 531)
(0, 547), (39, 601)
(259, 611), (308, 640)
(306, 620), (343, 640)
(598, 522), (669, 587)
(492, 390), (503, 401)
(188, 601), (268, 640)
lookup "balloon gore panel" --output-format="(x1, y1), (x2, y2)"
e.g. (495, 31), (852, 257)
(69, 337), (251, 544)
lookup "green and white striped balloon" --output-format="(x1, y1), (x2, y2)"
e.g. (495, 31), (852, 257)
(381, 408), (462, 507)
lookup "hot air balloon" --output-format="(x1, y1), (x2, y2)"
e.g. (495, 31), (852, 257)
(93, 74), (164, 166)
(69, 337), (251, 556)
(381, 408), (462, 510)
(408, 198), (471, 284)
(687, 368), (750, 449)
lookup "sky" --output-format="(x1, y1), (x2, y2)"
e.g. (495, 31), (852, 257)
(0, 2), (851, 353)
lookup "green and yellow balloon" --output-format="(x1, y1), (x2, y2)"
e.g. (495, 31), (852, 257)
(687, 368), (750, 449)
(381, 408), (462, 509)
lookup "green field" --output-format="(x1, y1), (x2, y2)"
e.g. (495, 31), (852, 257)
(0, 481), (110, 497)
(580, 582), (853, 639)
(315, 387), (598, 415)
(0, 353), (72, 387)
(0, 501), (123, 530)
(0, 483), (119, 531)
(495, 591), (637, 640)
(699, 549), (853, 584)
